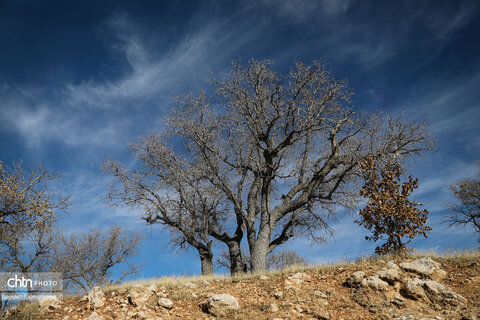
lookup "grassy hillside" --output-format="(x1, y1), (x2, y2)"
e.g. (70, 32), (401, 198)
(3, 249), (480, 320)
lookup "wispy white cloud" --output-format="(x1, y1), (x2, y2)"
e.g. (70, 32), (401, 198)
(261, 0), (353, 21)
(396, 70), (480, 154)
(0, 14), (256, 150)
(415, 160), (478, 198)
(423, 1), (479, 40)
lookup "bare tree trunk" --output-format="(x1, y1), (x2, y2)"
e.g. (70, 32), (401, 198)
(227, 240), (245, 274)
(199, 249), (214, 275)
(249, 225), (272, 272)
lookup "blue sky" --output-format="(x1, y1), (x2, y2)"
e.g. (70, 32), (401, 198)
(1, 0), (479, 278)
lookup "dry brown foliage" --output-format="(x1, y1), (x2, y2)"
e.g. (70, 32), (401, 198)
(356, 156), (431, 255)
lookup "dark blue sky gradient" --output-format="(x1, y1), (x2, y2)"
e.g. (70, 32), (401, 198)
(0, 0), (479, 278)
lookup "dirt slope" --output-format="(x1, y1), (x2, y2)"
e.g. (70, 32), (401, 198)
(4, 253), (480, 320)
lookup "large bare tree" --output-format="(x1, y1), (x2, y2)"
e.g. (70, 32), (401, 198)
(445, 161), (480, 242)
(106, 59), (433, 273)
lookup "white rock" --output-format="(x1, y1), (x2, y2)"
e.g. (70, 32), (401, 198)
(259, 275), (269, 280)
(183, 281), (197, 288)
(88, 287), (105, 309)
(313, 290), (328, 298)
(346, 271), (365, 287)
(157, 298), (173, 309)
(38, 296), (62, 310)
(199, 293), (240, 316)
(84, 312), (103, 320)
(386, 261), (400, 269)
(269, 302), (279, 312)
(288, 272), (310, 280)
(403, 278), (425, 300)
(147, 284), (158, 292)
(377, 268), (400, 284)
(366, 275), (388, 291)
(128, 285), (156, 307)
(400, 257), (440, 277)
(423, 280), (467, 305)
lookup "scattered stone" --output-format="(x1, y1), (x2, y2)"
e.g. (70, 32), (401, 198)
(84, 312), (103, 320)
(288, 272), (310, 280)
(313, 290), (328, 298)
(284, 279), (300, 288)
(386, 261), (400, 269)
(294, 304), (303, 313)
(157, 298), (174, 309)
(128, 285), (157, 307)
(285, 272), (310, 287)
(38, 296), (62, 310)
(400, 257), (441, 277)
(401, 277), (466, 306)
(345, 271), (365, 287)
(366, 275), (389, 291)
(377, 268), (400, 285)
(133, 311), (147, 319)
(202, 280), (211, 285)
(183, 281), (197, 289)
(199, 293), (240, 316)
(200, 292), (215, 298)
(88, 287), (105, 309)
(312, 310), (331, 320)
(435, 269), (448, 279)
(259, 275), (269, 280)
(147, 284), (158, 292)
(273, 290), (284, 299)
(269, 302), (279, 312)
(392, 293), (406, 307)
(423, 280), (466, 306)
(402, 278), (426, 300)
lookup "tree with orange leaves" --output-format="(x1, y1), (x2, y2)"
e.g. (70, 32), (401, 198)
(356, 156), (431, 255)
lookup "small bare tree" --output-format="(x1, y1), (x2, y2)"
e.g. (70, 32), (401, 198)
(0, 161), (69, 272)
(266, 250), (308, 270)
(215, 247), (250, 273)
(52, 227), (143, 294)
(355, 156), (431, 254)
(445, 161), (480, 242)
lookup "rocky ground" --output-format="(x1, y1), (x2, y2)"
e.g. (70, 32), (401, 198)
(3, 253), (480, 320)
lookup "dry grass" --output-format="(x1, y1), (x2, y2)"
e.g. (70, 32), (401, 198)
(0, 302), (43, 320)
(103, 248), (479, 294)
(3, 248), (479, 320)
